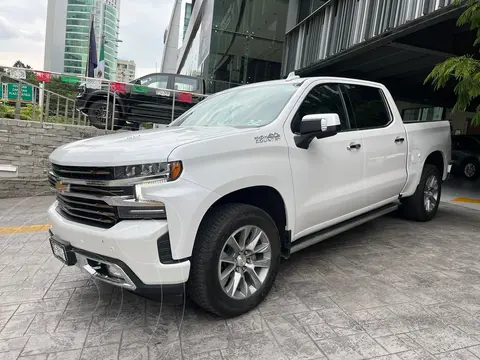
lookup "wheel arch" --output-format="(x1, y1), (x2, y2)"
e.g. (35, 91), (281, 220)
(424, 150), (445, 179)
(197, 185), (292, 258)
(86, 93), (127, 118)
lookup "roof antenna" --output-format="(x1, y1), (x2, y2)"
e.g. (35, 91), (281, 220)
(286, 71), (300, 81)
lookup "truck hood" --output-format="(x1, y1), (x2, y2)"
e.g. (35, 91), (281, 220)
(49, 126), (256, 166)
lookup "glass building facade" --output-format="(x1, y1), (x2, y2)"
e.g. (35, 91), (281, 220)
(177, 0), (289, 94)
(63, 0), (120, 79)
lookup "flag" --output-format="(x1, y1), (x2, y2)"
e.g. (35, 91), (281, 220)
(86, 16), (98, 78)
(96, 35), (105, 78)
(35, 71), (52, 83)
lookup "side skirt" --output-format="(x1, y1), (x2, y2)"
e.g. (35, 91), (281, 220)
(290, 202), (399, 254)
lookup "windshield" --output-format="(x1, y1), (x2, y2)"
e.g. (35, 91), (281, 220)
(170, 83), (298, 128)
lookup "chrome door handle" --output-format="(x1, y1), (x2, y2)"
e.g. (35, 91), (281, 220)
(347, 142), (361, 150)
(395, 136), (405, 143)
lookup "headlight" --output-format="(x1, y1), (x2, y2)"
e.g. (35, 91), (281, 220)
(77, 83), (86, 97)
(114, 161), (182, 181)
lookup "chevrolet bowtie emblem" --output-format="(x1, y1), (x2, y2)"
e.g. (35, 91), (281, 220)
(55, 181), (70, 193)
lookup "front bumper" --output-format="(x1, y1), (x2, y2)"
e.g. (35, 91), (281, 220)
(75, 97), (88, 113)
(47, 202), (191, 287)
(50, 231), (186, 303)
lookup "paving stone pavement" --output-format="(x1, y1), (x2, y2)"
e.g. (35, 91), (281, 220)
(0, 196), (480, 359)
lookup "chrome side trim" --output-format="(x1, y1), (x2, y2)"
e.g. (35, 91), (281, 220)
(49, 171), (168, 186)
(75, 253), (136, 290)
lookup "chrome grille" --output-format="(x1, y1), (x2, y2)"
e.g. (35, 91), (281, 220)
(48, 165), (134, 228)
(52, 164), (115, 180)
(56, 193), (118, 228)
(48, 172), (133, 197)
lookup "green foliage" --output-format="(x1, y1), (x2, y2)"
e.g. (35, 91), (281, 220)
(425, 0), (480, 125)
(0, 104), (15, 119)
(20, 104), (41, 121)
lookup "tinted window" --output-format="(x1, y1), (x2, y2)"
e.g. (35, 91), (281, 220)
(138, 74), (168, 89)
(343, 84), (390, 129)
(174, 76), (199, 92)
(292, 84), (349, 133)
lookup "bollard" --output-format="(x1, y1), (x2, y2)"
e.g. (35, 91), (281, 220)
(171, 91), (176, 122)
(44, 92), (50, 123)
(111, 92), (116, 131)
(105, 84), (110, 130)
(15, 80), (21, 120)
(32, 88), (36, 122)
(65, 99), (69, 123)
(71, 100), (75, 124)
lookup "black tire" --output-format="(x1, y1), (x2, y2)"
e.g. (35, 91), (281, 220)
(188, 203), (281, 318)
(87, 101), (122, 130)
(461, 158), (479, 181)
(400, 164), (441, 222)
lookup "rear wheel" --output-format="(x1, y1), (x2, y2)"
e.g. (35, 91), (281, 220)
(461, 159), (479, 180)
(188, 203), (281, 317)
(400, 164), (441, 222)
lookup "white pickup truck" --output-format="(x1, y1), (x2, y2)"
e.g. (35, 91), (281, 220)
(47, 75), (451, 317)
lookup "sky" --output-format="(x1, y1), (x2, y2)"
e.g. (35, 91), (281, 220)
(0, 0), (174, 77)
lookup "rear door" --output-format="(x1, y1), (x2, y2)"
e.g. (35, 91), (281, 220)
(341, 83), (408, 207)
(171, 75), (202, 120)
(128, 74), (169, 122)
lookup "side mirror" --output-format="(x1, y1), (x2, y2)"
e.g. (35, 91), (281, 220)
(295, 113), (341, 149)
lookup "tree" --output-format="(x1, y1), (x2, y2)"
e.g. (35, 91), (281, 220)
(425, 0), (480, 125)
(12, 60), (32, 69)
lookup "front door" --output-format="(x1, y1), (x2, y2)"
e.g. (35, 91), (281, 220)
(128, 74), (169, 122)
(285, 83), (366, 240)
(341, 84), (408, 207)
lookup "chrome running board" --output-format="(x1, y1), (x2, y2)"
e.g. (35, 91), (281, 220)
(291, 202), (399, 254)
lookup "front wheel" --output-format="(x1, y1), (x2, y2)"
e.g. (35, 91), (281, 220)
(400, 164), (441, 222)
(87, 101), (123, 130)
(188, 203), (281, 317)
(461, 159), (479, 180)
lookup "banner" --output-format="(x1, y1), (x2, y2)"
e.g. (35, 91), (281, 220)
(61, 75), (80, 84)
(133, 85), (148, 94)
(85, 78), (102, 90)
(8, 68), (26, 80)
(110, 82), (126, 94)
(35, 71), (52, 83)
(177, 92), (193, 103)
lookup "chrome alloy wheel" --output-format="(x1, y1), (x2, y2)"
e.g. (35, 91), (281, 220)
(424, 174), (439, 213)
(464, 163), (476, 178)
(218, 225), (272, 300)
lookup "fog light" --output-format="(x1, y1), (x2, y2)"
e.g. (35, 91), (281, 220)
(106, 264), (124, 279)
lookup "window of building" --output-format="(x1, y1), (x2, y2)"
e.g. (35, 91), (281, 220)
(298, 0), (327, 22)
(183, 3), (193, 40)
(342, 84), (390, 129)
(292, 84), (349, 133)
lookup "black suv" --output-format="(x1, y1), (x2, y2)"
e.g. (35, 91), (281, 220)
(76, 73), (205, 130)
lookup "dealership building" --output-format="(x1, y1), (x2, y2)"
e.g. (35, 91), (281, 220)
(162, 0), (478, 134)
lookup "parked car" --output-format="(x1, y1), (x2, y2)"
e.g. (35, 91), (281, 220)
(76, 73), (206, 130)
(451, 135), (480, 180)
(47, 75), (451, 317)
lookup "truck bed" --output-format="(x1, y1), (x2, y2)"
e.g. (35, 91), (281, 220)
(401, 120), (451, 197)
